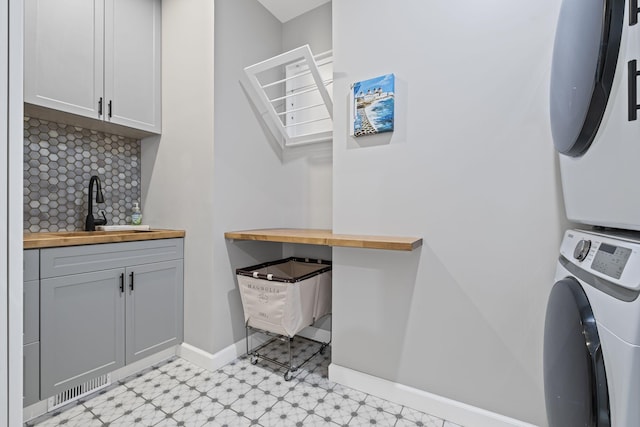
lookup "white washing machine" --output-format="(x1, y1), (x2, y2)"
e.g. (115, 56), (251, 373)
(544, 229), (640, 426)
(550, 0), (640, 230)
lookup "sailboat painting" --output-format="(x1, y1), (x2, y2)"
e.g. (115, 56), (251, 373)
(352, 74), (395, 137)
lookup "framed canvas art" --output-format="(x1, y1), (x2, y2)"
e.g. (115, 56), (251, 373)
(352, 74), (395, 137)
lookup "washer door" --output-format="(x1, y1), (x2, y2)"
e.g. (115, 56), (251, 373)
(550, 0), (625, 157)
(544, 277), (610, 426)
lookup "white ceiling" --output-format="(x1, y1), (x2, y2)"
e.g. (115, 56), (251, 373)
(257, 0), (330, 23)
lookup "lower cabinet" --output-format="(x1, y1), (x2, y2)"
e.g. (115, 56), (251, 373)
(126, 260), (183, 364)
(40, 269), (126, 398)
(24, 342), (40, 406)
(23, 249), (40, 407)
(39, 238), (184, 400)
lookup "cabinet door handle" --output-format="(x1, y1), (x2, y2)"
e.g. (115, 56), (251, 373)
(629, 60), (640, 121)
(129, 271), (134, 291)
(119, 273), (124, 293)
(98, 97), (103, 116)
(108, 100), (112, 118)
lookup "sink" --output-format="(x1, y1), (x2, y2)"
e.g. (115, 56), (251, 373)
(44, 226), (150, 237)
(48, 230), (143, 237)
(48, 231), (118, 237)
(95, 225), (150, 232)
(46, 231), (90, 237)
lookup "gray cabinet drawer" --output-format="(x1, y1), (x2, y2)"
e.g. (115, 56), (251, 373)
(24, 280), (39, 345)
(24, 342), (39, 407)
(24, 249), (39, 281)
(41, 238), (184, 278)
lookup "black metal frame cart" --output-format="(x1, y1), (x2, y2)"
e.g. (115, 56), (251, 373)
(236, 257), (332, 381)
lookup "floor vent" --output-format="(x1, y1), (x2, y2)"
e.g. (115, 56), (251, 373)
(47, 374), (111, 412)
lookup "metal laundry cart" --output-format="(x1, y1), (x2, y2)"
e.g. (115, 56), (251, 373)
(236, 257), (332, 380)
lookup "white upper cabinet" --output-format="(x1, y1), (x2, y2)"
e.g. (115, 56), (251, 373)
(104, 0), (161, 133)
(24, 0), (104, 119)
(24, 0), (161, 136)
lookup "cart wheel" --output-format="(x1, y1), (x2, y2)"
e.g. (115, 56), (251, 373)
(250, 355), (259, 365)
(284, 371), (293, 381)
(319, 344), (327, 355)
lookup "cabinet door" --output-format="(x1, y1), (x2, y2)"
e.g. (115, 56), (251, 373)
(23, 342), (40, 407)
(23, 280), (39, 345)
(125, 260), (183, 364)
(23, 249), (40, 407)
(104, 0), (161, 133)
(23, 249), (39, 282)
(23, 249), (39, 345)
(40, 269), (124, 398)
(24, 0), (104, 119)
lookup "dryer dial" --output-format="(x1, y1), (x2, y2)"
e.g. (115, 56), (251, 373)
(573, 239), (591, 261)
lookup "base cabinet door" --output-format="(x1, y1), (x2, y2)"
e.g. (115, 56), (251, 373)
(125, 260), (183, 364)
(23, 249), (40, 407)
(23, 280), (40, 406)
(40, 269), (125, 398)
(23, 342), (40, 407)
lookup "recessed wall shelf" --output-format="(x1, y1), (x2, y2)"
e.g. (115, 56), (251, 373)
(224, 228), (422, 251)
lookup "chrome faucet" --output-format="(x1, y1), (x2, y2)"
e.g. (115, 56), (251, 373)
(85, 175), (107, 231)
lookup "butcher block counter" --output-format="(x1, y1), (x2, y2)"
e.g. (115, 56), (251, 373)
(224, 228), (422, 251)
(24, 229), (185, 249)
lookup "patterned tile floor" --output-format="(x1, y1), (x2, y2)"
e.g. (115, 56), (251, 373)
(26, 338), (463, 427)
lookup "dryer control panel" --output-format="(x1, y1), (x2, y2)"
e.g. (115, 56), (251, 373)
(591, 242), (632, 279)
(560, 229), (640, 291)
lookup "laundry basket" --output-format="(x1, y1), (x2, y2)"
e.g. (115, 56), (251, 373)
(237, 257), (332, 380)
(236, 257), (332, 337)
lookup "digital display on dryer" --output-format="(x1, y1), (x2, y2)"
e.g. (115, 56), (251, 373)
(592, 243), (632, 279)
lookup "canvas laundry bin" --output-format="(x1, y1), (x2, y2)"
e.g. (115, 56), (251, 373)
(237, 257), (332, 337)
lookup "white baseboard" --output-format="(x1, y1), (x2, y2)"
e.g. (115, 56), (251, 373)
(179, 326), (331, 372)
(22, 400), (48, 423)
(179, 340), (246, 372)
(110, 347), (177, 382)
(328, 363), (538, 427)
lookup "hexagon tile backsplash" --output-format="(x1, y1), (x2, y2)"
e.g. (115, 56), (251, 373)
(24, 117), (141, 232)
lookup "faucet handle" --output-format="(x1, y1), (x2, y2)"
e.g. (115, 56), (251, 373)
(95, 210), (108, 226)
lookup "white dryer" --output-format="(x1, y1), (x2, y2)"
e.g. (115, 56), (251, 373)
(544, 229), (640, 426)
(550, 0), (640, 230)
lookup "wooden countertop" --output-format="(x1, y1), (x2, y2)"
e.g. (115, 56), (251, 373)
(224, 228), (422, 251)
(24, 229), (185, 249)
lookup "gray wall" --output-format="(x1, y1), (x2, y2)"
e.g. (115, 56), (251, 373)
(142, 0), (216, 353)
(281, 1), (333, 333)
(331, 1), (566, 425)
(282, 2), (332, 53)
(143, 0), (333, 357)
(212, 0), (286, 353)
(212, 0), (333, 352)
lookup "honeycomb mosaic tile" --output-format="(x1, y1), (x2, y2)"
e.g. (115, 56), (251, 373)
(23, 117), (141, 232)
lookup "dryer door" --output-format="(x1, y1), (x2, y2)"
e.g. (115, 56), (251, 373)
(550, 0), (625, 157)
(544, 277), (610, 427)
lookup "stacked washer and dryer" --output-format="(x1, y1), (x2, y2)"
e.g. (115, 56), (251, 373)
(545, 0), (640, 426)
